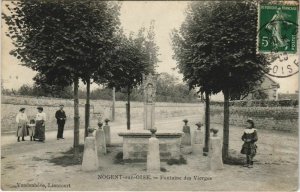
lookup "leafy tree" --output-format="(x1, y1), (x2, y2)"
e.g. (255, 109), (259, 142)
(172, 1), (269, 160)
(33, 72), (73, 98)
(156, 73), (198, 103)
(252, 89), (269, 100)
(18, 84), (35, 96)
(2, 0), (120, 157)
(105, 24), (158, 130)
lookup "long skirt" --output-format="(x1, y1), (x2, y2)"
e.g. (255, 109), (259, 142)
(34, 120), (45, 141)
(17, 121), (27, 137)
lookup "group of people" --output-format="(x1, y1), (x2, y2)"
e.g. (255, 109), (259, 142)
(16, 104), (67, 142)
(16, 104), (258, 167)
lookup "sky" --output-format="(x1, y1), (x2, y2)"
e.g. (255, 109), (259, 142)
(1, 1), (299, 100)
(1, 1), (187, 90)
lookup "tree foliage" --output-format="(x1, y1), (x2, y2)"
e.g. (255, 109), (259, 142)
(106, 23), (158, 92)
(171, 1), (270, 96)
(17, 83), (73, 98)
(102, 22), (159, 129)
(171, 1), (270, 159)
(156, 73), (198, 102)
(3, 0), (121, 84)
(2, 0), (121, 156)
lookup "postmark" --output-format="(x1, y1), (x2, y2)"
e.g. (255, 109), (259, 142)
(258, 4), (298, 53)
(265, 50), (299, 78)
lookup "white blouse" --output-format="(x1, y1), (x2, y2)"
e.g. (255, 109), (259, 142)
(243, 128), (256, 134)
(36, 112), (46, 121)
(16, 113), (28, 123)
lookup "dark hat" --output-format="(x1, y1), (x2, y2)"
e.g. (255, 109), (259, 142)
(246, 118), (255, 128)
(19, 107), (25, 112)
(37, 106), (43, 110)
(59, 104), (64, 106)
(246, 118), (254, 123)
(183, 119), (188, 123)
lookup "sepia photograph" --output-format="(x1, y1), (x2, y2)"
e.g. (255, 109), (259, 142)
(1, 0), (299, 191)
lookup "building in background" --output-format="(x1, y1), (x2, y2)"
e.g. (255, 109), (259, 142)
(278, 91), (299, 100)
(246, 75), (280, 100)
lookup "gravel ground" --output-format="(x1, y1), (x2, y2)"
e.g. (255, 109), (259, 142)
(1, 115), (298, 191)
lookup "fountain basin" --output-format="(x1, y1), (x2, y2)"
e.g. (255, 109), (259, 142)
(118, 132), (182, 161)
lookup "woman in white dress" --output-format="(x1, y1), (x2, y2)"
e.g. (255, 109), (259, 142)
(16, 107), (28, 142)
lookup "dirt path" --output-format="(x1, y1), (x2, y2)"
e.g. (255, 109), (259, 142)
(1, 115), (298, 191)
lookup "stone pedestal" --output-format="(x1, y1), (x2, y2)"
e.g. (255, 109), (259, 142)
(147, 137), (160, 173)
(209, 136), (223, 170)
(181, 125), (191, 146)
(95, 129), (107, 155)
(144, 103), (155, 130)
(82, 137), (99, 171)
(192, 129), (203, 154)
(103, 125), (111, 146)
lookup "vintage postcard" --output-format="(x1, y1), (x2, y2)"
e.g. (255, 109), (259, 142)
(1, 0), (299, 191)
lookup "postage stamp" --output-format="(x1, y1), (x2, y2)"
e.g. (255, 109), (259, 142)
(258, 4), (298, 53)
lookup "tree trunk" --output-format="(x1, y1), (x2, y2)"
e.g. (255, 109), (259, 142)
(85, 78), (90, 138)
(222, 88), (230, 160)
(73, 77), (80, 159)
(203, 91), (210, 155)
(112, 87), (115, 121)
(126, 86), (131, 130)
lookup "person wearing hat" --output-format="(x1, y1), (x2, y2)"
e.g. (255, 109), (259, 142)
(34, 106), (47, 142)
(16, 107), (28, 142)
(241, 118), (258, 168)
(55, 104), (67, 140)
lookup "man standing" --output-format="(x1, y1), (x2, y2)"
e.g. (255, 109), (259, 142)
(55, 104), (66, 140)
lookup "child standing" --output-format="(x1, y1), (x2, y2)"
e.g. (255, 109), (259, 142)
(27, 119), (36, 141)
(241, 118), (258, 168)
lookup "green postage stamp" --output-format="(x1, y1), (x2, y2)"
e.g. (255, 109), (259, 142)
(258, 4), (298, 53)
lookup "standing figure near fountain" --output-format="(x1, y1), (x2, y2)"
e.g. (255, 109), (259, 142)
(241, 118), (258, 168)
(181, 119), (191, 145)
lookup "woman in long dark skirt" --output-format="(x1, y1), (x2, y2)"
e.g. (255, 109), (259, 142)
(241, 118), (258, 168)
(34, 106), (46, 142)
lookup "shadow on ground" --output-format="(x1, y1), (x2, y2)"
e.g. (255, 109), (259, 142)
(47, 145), (84, 167)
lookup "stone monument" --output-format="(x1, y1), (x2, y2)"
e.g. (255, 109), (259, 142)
(147, 128), (160, 173)
(181, 119), (191, 145)
(103, 118), (111, 146)
(118, 73), (183, 161)
(193, 122), (203, 154)
(82, 127), (99, 171)
(143, 74), (157, 130)
(95, 122), (107, 155)
(209, 128), (223, 170)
